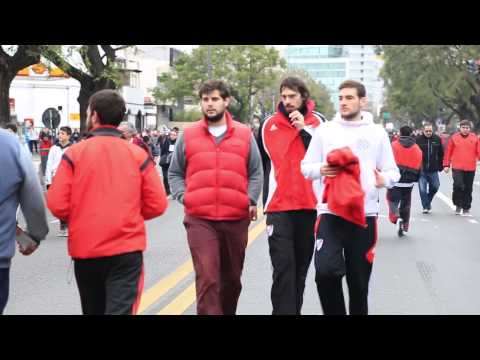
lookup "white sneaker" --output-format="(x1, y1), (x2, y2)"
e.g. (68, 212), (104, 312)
(455, 207), (462, 215)
(461, 210), (472, 217)
(57, 229), (68, 237)
(422, 209), (428, 214)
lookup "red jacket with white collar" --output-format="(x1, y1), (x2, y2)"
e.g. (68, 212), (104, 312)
(257, 100), (325, 213)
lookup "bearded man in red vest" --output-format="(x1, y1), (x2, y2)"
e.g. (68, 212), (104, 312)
(388, 125), (423, 237)
(168, 80), (263, 315)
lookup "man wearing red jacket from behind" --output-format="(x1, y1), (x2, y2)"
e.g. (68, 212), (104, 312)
(388, 125), (423, 237)
(443, 120), (480, 216)
(47, 90), (168, 315)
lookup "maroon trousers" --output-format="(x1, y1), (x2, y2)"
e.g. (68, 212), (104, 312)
(183, 214), (250, 315)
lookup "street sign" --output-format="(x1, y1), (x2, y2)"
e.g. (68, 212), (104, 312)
(383, 112), (391, 120)
(42, 108), (61, 129)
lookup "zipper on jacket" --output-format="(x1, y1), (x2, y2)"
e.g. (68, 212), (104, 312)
(427, 138), (431, 170)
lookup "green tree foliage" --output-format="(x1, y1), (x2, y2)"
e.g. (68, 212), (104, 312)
(152, 45), (286, 123)
(380, 45), (480, 129)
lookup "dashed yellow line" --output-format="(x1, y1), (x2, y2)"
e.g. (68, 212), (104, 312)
(157, 283), (197, 315)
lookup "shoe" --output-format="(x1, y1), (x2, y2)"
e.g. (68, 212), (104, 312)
(397, 219), (404, 237)
(57, 229), (68, 237)
(455, 206), (462, 215)
(422, 209), (428, 214)
(462, 209), (472, 217)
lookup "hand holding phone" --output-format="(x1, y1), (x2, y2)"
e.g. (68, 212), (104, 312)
(16, 226), (39, 256)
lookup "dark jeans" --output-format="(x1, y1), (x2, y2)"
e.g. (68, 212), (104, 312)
(387, 186), (413, 231)
(267, 210), (317, 315)
(28, 140), (38, 154)
(452, 170), (475, 210)
(418, 171), (440, 210)
(161, 165), (170, 196)
(74, 251), (144, 315)
(314, 214), (377, 315)
(40, 155), (48, 177)
(0, 268), (10, 315)
(183, 214), (250, 315)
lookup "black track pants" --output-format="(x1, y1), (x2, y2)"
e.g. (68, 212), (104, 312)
(74, 251), (144, 315)
(267, 210), (317, 315)
(314, 214), (377, 315)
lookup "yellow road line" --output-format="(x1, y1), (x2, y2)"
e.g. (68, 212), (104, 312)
(156, 219), (266, 315)
(138, 259), (193, 314)
(157, 283), (197, 315)
(139, 208), (264, 314)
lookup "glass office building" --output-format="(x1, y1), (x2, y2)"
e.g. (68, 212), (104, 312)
(285, 45), (383, 114)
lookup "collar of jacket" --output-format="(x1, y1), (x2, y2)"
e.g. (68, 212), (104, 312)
(200, 111), (236, 137)
(399, 135), (416, 148)
(87, 125), (123, 139)
(276, 99), (317, 126)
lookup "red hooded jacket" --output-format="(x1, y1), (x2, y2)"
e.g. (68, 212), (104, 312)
(322, 147), (366, 228)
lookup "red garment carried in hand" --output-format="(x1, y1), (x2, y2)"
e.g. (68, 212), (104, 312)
(322, 147), (366, 227)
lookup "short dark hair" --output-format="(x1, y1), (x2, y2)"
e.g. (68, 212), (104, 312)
(4, 122), (18, 133)
(280, 77), (310, 100)
(172, 126), (180, 132)
(59, 126), (72, 136)
(459, 119), (471, 127)
(400, 125), (413, 137)
(142, 135), (150, 143)
(198, 80), (231, 100)
(339, 80), (366, 98)
(88, 89), (126, 127)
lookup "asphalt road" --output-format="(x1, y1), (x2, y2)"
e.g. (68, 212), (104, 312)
(5, 162), (480, 315)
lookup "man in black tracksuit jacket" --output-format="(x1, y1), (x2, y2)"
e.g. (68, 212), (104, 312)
(415, 122), (444, 213)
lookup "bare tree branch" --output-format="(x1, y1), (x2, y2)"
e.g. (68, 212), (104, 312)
(86, 46), (104, 76)
(10, 45), (42, 71)
(42, 46), (89, 83)
(100, 45), (132, 60)
(0, 46), (9, 60)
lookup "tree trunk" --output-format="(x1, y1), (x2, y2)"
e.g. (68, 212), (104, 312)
(0, 71), (13, 127)
(78, 77), (116, 134)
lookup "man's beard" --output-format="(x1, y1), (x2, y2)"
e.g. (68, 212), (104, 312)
(204, 110), (225, 123)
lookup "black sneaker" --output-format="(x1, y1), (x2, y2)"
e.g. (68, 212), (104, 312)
(397, 219), (404, 237)
(455, 206), (462, 215)
(462, 209), (472, 217)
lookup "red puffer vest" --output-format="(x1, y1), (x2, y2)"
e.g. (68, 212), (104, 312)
(184, 112), (251, 220)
